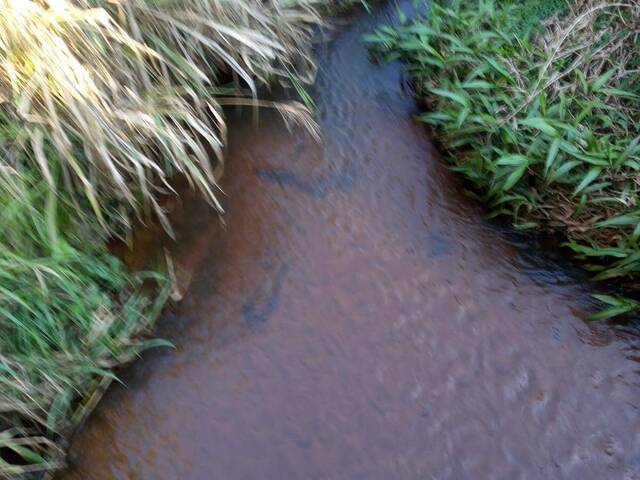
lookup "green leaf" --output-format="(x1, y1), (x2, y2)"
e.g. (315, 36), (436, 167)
(547, 160), (579, 184)
(429, 87), (469, 107)
(137, 338), (175, 350)
(596, 214), (640, 228)
(576, 69), (588, 94)
(598, 88), (640, 100)
(592, 68), (617, 90)
(519, 117), (558, 136)
(417, 112), (451, 124)
(461, 80), (493, 89)
(592, 294), (625, 307)
(483, 56), (514, 83)
(590, 294), (640, 321)
(8, 445), (47, 465)
(573, 167), (602, 195)
(502, 163), (528, 191)
(496, 154), (529, 166)
(456, 107), (471, 128)
(544, 138), (561, 175)
(615, 136), (640, 167)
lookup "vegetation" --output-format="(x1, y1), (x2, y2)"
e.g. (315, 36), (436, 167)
(515, 0), (567, 32)
(0, 177), (170, 477)
(367, 0), (640, 318)
(0, 0), (347, 476)
(1, 0), (328, 236)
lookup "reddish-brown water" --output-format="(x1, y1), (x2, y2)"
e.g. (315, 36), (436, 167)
(61, 3), (640, 479)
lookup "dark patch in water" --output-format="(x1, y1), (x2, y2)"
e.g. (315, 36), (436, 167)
(242, 263), (289, 330)
(428, 233), (450, 257)
(255, 165), (355, 198)
(255, 168), (326, 198)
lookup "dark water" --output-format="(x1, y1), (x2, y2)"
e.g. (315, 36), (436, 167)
(61, 2), (640, 479)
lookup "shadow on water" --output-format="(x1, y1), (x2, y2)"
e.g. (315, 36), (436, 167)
(60, 2), (640, 479)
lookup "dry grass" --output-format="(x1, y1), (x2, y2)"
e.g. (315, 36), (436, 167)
(0, 0), (327, 237)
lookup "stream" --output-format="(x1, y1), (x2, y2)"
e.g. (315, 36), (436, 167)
(61, 2), (640, 479)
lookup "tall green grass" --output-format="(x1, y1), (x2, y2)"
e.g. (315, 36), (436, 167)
(0, 174), (168, 476)
(0, 121), (170, 476)
(367, 0), (640, 318)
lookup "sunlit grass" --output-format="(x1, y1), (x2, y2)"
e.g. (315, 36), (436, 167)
(1, 0), (325, 236)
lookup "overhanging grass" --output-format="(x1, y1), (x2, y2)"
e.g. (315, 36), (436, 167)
(1, 0), (328, 236)
(367, 0), (640, 318)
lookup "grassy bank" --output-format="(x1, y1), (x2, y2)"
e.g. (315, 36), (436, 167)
(0, 0), (347, 476)
(0, 172), (170, 477)
(367, 0), (640, 318)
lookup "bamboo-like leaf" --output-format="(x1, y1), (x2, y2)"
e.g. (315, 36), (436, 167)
(573, 167), (602, 195)
(519, 117), (558, 136)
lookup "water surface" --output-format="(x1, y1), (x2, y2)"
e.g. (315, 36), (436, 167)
(61, 3), (640, 479)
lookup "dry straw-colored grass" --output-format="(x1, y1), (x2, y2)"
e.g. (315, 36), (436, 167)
(1, 0), (326, 237)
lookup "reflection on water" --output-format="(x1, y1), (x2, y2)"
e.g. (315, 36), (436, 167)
(61, 2), (640, 479)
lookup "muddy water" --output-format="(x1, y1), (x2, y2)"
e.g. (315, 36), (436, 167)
(62, 2), (640, 479)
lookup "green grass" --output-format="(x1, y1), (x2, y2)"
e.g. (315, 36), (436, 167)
(516, 0), (567, 32)
(366, 0), (640, 318)
(0, 119), (171, 475)
(0, 172), (170, 476)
